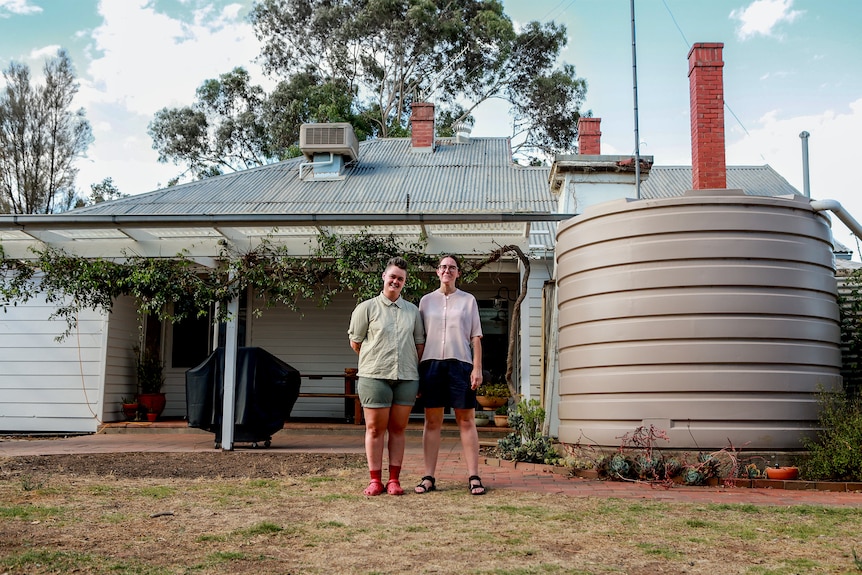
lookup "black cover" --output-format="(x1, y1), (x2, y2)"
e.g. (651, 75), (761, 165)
(186, 347), (301, 445)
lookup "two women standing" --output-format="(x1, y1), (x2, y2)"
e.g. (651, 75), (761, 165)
(348, 254), (486, 496)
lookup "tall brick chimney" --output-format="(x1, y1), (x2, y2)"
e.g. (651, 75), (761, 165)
(410, 102), (435, 152)
(577, 117), (601, 155)
(688, 42), (726, 190)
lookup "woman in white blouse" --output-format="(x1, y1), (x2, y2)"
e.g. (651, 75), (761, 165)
(414, 255), (486, 495)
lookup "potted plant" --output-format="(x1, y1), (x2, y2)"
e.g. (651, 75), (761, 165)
(476, 381), (509, 409)
(135, 346), (166, 420)
(494, 404), (509, 427)
(120, 396), (139, 421)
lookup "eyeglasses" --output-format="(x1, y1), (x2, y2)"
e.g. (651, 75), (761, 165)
(437, 265), (458, 272)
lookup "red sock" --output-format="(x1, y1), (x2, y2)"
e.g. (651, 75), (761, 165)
(370, 469), (382, 482)
(388, 465), (401, 481)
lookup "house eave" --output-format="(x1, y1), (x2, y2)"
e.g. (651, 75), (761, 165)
(0, 212), (572, 261)
(549, 154), (654, 194)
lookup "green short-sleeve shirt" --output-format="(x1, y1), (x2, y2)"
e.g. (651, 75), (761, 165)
(348, 293), (425, 380)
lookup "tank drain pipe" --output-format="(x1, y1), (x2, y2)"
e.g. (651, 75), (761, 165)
(810, 199), (862, 238)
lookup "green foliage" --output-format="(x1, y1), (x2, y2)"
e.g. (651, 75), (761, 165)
(0, 230), (454, 338)
(801, 390), (862, 481)
(477, 382), (509, 398)
(86, 177), (126, 205)
(148, 67), (273, 180)
(496, 398), (560, 465)
(249, 0), (585, 149)
(135, 346), (165, 395)
(0, 49), (93, 214)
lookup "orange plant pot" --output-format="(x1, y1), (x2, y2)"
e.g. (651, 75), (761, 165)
(765, 466), (799, 480)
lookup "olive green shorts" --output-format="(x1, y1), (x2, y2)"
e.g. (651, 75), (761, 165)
(357, 377), (419, 408)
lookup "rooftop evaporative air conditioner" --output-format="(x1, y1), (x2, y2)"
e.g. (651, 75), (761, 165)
(299, 123), (359, 162)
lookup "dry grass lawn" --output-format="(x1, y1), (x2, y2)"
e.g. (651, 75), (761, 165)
(1, 452), (862, 574)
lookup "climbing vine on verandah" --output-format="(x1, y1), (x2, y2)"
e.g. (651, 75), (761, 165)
(1, 230), (527, 338)
(0, 232), (531, 395)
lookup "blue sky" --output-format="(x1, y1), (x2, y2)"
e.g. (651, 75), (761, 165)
(1, 0), (861, 258)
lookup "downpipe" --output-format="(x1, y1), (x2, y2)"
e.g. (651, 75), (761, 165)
(810, 199), (862, 238)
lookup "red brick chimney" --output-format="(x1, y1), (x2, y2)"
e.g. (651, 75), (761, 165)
(410, 102), (435, 151)
(688, 42), (726, 190)
(577, 117), (601, 155)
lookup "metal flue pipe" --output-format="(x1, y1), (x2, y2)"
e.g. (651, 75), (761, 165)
(800, 131), (811, 198)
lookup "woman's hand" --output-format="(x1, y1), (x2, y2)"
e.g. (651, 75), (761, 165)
(470, 367), (482, 390)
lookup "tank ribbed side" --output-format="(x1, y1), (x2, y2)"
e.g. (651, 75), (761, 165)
(555, 191), (841, 449)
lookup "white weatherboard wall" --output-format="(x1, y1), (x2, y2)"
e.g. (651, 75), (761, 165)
(0, 293), (107, 433)
(522, 263), (551, 400)
(251, 293), (360, 420)
(101, 295), (140, 423)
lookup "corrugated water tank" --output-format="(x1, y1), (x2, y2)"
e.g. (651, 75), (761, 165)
(555, 189), (842, 449)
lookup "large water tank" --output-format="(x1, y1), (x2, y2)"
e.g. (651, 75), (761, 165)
(555, 189), (842, 449)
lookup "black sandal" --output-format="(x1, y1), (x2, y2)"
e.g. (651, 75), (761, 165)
(468, 475), (486, 495)
(414, 476), (436, 494)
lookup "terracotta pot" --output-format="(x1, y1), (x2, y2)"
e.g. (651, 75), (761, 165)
(765, 466), (799, 480)
(494, 414), (509, 427)
(145, 412), (158, 422)
(476, 396), (507, 409)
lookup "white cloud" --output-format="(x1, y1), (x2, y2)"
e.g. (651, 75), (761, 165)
(84, 0), (263, 115)
(0, 0), (42, 17)
(73, 0), (267, 196)
(29, 44), (62, 60)
(726, 98), (862, 257)
(730, 0), (803, 40)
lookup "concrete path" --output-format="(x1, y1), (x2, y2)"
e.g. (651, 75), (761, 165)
(2, 422), (861, 508)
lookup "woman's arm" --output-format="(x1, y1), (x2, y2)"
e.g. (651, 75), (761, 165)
(470, 335), (483, 388)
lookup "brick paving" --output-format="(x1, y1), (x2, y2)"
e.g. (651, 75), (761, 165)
(2, 421), (861, 507)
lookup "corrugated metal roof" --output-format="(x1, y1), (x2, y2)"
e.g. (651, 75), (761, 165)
(640, 165), (799, 198)
(73, 147), (798, 218)
(21, 139), (846, 256)
(74, 138), (553, 217)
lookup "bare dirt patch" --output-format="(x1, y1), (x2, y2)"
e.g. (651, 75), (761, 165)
(1, 452), (861, 575)
(1, 451), (363, 479)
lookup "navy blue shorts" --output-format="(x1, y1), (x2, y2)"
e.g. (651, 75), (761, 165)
(418, 359), (476, 410)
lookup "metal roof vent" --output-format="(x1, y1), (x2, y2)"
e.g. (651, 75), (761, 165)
(452, 121), (472, 144)
(299, 123), (359, 162)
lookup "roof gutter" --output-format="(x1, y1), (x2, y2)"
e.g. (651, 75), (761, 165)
(0, 212), (574, 232)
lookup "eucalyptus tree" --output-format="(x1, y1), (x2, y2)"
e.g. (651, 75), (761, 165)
(250, 0), (587, 154)
(0, 49), (92, 214)
(151, 1), (588, 180)
(148, 67), (273, 180)
(148, 65), (361, 180)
